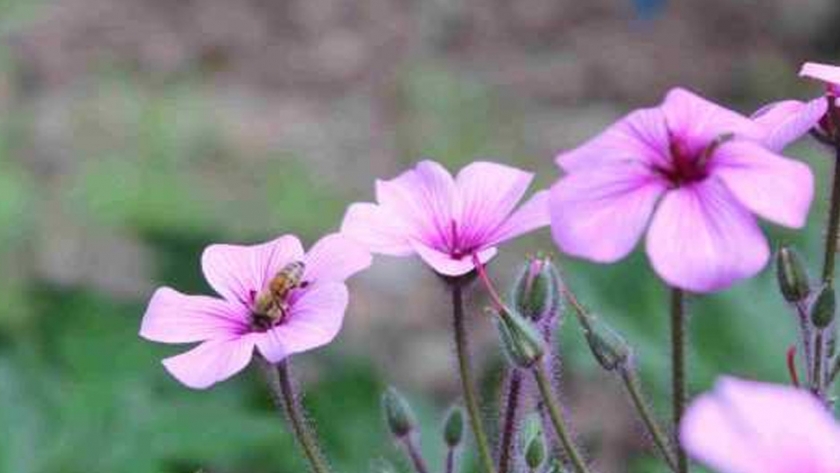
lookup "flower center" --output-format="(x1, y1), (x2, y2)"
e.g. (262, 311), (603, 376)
(654, 133), (733, 188)
(250, 261), (308, 332)
(447, 220), (477, 260)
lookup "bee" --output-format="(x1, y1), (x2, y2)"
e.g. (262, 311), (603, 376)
(252, 261), (307, 330)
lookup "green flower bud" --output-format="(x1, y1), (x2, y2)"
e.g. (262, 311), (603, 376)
(492, 307), (545, 368)
(776, 246), (811, 303)
(443, 406), (464, 447)
(811, 285), (836, 329)
(520, 413), (546, 470)
(511, 254), (563, 322)
(382, 387), (416, 437)
(584, 315), (631, 371)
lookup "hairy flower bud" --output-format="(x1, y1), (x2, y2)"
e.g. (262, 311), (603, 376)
(584, 316), (631, 371)
(811, 285), (836, 329)
(520, 413), (546, 470)
(443, 407), (464, 447)
(776, 246), (811, 303)
(382, 387), (416, 437)
(492, 307), (545, 368)
(511, 254), (563, 322)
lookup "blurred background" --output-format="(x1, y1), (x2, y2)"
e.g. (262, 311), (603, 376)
(0, 0), (838, 471)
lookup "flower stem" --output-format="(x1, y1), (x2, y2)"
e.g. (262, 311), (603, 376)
(829, 353), (840, 385)
(445, 448), (456, 473)
(795, 301), (814, 386)
(450, 284), (498, 473)
(813, 330), (825, 397)
(261, 358), (332, 473)
(532, 361), (591, 473)
(498, 369), (523, 473)
(670, 287), (688, 473)
(822, 144), (840, 283)
(618, 363), (679, 473)
(401, 436), (430, 473)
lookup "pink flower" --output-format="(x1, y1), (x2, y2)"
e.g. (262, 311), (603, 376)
(340, 160), (549, 277)
(550, 88), (814, 292)
(140, 234), (371, 389)
(681, 377), (840, 473)
(749, 62), (840, 151)
(801, 62), (840, 93)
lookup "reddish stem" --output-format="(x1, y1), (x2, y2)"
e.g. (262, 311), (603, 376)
(471, 253), (507, 313)
(787, 345), (801, 388)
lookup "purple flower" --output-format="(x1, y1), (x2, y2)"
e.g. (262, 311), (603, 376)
(749, 62), (840, 151)
(550, 88), (814, 292)
(340, 160), (549, 277)
(801, 62), (840, 93)
(681, 377), (840, 473)
(140, 234), (371, 389)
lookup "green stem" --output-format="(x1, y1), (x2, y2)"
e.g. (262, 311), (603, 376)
(261, 359), (332, 473)
(813, 330), (825, 398)
(618, 363), (679, 473)
(795, 301), (814, 386)
(829, 353), (840, 384)
(822, 144), (840, 283)
(670, 288), (688, 473)
(451, 284), (498, 473)
(532, 361), (591, 473)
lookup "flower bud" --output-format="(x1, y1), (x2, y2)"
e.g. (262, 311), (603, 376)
(443, 406), (464, 447)
(382, 387), (416, 437)
(811, 284), (836, 329)
(776, 246), (810, 303)
(511, 254), (563, 322)
(584, 315), (631, 371)
(492, 307), (545, 368)
(520, 413), (546, 470)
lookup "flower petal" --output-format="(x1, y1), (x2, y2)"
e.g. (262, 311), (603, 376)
(255, 282), (349, 361)
(661, 87), (763, 149)
(712, 141), (814, 228)
(485, 189), (550, 246)
(340, 202), (414, 256)
(454, 161), (533, 246)
(201, 235), (305, 306)
(681, 377), (840, 473)
(751, 98), (827, 151)
(304, 233), (372, 283)
(410, 242), (496, 277)
(556, 107), (671, 172)
(801, 62), (840, 88)
(645, 179), (769, 292)
(162, 335), (256, 389)
(140, 287), (247, 344)
(550, 163), (666, 263)
(375, 160), (458, 248)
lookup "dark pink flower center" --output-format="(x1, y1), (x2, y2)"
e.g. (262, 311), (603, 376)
(446, 220), (478, 260)
(654, 133), (733, 188)
(655, 138), (709, 187)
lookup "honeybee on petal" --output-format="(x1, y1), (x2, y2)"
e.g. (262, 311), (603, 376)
(252, 261), (307, 330)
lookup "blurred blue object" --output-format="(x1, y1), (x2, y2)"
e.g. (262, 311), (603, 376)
(632, 0), (666, 19)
